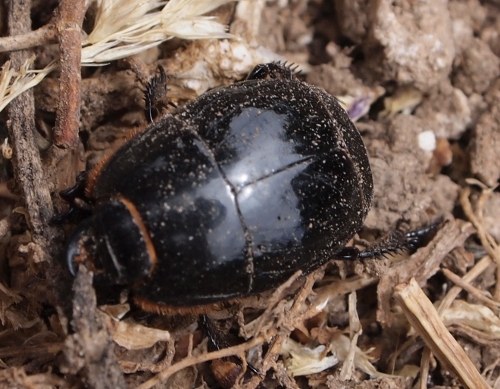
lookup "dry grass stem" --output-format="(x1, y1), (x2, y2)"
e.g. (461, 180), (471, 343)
(419, 347), (432, 389)
(421, 255), (496, 388)
(339, 291), (361, 381)
(243, 270), (324, 389)
(460, 185), (500, 300)
(442, 267), (500, 314)
(314, 275), (378, 304)
(246, 270), (302, 338)
(437, 255), (494, 315)
(394, 278), (491, 389)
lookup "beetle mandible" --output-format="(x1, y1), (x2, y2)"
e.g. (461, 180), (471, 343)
(65, 62), (374, 313)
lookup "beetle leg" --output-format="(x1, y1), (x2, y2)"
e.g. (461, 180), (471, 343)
(201, 315), (260, 376)
(246, 62), (300, 81)
(59, 171), (89, 204)
(53, 171), (92, 223)
(336, 246), (361, 260)
(337, 222), (441, 260)
(403, 222), (441, 251)
(144, 65), (170, 123)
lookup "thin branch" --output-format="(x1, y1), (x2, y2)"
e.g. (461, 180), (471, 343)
(6, 0), (55, 258)
(442, 267), (500, 314)
(0, 22), (57, 52)
(460, 186), (500, 300)
(136, 335), (268, 389)
(437, 255), (494, 314)
(53, 0), (88, 148)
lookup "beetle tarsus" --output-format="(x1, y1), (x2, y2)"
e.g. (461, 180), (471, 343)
(403, 222), (441, 250)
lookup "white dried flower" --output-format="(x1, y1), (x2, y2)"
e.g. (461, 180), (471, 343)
(281, 338), (339, 377)
(440, 300), (500, 337)
(0, 0), (239, 112)
(280, 334), (395, 378)
(82, 0), (238, 64)
(0, 57), (57, 112)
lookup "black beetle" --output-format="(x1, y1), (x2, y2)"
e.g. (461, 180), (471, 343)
(65, 62), (375, 313)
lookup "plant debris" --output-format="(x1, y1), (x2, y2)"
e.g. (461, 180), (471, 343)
(0, 0), (499, 388)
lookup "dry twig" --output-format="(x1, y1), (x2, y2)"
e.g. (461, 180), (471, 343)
(417, 256), (496, 389)
(394, 278), (491, 389)
(438, 255), (494, 314)
(339, 291), (361, 380)
(442, 267), (500, 314)
(6, 0), (57, 261)
(460, 184), (500, 300)
(0, 22), (57, 52)
(62, 265), (127, 389)
(53, 0), (88, 148)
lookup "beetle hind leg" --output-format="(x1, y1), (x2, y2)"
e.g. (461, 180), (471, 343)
(337, 221), (441, 261)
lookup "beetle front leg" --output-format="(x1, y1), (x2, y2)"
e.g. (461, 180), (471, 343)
(53, 171), (92, 223)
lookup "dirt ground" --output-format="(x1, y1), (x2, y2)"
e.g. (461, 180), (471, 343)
(0, 0), (499, 388)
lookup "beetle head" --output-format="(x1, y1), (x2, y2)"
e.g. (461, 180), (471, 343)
(66, 198), (156, 285)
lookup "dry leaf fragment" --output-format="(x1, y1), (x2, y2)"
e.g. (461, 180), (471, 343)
(440, 300), (500, 338)
(109, 320), (171, 350)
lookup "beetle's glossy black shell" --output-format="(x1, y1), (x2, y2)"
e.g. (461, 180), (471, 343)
(70, 65), (373, 309)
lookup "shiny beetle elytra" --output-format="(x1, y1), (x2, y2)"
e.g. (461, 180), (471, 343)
(64, 62), (375, 313)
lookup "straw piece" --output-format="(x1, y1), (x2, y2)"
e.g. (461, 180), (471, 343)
(393, 278), (491, 389)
